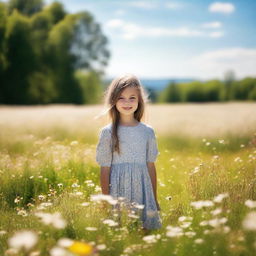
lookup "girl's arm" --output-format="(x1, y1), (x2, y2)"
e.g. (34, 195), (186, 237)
(100, 166), (111, 194)
(147, 162), (158, 201)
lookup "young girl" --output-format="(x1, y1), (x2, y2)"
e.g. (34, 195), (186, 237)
(96, 74), (162, 231)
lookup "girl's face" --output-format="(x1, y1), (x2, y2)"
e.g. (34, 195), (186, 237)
(115, 86), (139, 116)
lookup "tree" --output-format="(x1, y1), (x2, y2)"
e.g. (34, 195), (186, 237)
(220, 70), (236, 101)
(158, 80), (181, 103)
(0, 3), (8, 103)
(2, 10), (35, 104)
(47, 12), (110, 103)
(8, 0), (43, 16)
(75, 70), (102, 104)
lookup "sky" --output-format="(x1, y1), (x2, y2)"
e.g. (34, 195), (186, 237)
(44, 1), (256, 79)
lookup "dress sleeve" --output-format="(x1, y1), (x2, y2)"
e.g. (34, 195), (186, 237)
(96, 127), (113, 167)
(146, 128), (159, 163)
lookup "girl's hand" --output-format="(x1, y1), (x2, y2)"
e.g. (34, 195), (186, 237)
(156, 200), (161, 211)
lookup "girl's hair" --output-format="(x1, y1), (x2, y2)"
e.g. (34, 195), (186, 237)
(104, 74), (149, 154)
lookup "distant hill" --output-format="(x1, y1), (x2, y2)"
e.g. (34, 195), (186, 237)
(103, 78), (196, 92)
(140, 78), (195, 91)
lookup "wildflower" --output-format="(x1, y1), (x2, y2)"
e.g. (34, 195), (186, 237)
(211, 208), (222, 215)
(245, 200), (256, 209)
(180, 222), (192, 228)
(208, 217), (228, 228)
(35, 211), (67, 229)
(57, 183), (63, 188)
(17, 209), (28, 217)
(194, 238), (204, 244)
(142, 234), (161, 243)
(234, 157), (243, 163)
(133, 203), (144, 209)
(81, 202), (90, 207)
(96, 244), (106, 250)
(85, 227), (98, 231)
(57, 238), (73, 248)
(199, 220), (209, 226)
(38, 195), (46, 201)
(71, 183), (80, 188)
(70, 141), (78, 146)
(190, 200), (214, 209)
(37, 202), (53, 210)
(102, 219), (119, 227)
(184, 231), (196, 238)
(68, 241), (94, 256)
(30, 251), (40, 256)
(0, 230), (7, 235)
(192, 166), (200, 174)
(242, 211), (256, 231)
(165, 196), (172, 200)
(213, 193), (229, 203)
(178, 216), (192, 222)
(50, 246), (71, 256)
(218, 139), (224, 144)
(8, 230), (38, 251)
(74, 192), (83, 196)
(90, 194), (118, 205)
(166, 226), (183, 237)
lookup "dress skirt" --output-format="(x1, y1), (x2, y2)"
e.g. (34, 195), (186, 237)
(109, 162), (162, 230)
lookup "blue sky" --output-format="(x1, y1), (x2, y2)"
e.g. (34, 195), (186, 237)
(46, 1), (255, 79)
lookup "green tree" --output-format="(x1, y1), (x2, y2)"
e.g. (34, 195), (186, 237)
(8, 0), (43, 16)
(183, 81), (206, 102)
(2, 10), (35, 104)
(158, 80), (181, 103)
(47, 11), (110, 103)
(204, 80), (222, 101)
(220, 70), (236, 101)
(0, 3), (8, 103)
(232, 77), (256, 100)
(75, 70), (102, 104)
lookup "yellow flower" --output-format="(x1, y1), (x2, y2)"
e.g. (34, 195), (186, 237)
(68, 241), (94, 256)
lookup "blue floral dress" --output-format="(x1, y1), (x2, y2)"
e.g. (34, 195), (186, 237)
(96, 122), (162, 230)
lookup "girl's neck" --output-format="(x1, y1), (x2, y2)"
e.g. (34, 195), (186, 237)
(119, 116), (138, 126)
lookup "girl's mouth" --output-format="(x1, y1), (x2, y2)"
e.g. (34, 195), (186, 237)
(123, 107), (132, 110)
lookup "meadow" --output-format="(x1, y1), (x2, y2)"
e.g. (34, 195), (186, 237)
(0, 102), (256, 256)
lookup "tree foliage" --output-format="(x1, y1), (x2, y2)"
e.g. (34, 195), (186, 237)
(0, 0), (110, 104)
(158, 76), (256, 103)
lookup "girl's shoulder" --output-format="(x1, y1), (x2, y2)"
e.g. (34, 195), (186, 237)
(139, 122), (157, 137)
(98, 124), (112, 137)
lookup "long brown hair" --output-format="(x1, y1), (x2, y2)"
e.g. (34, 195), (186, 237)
(104, 74), (149, 154)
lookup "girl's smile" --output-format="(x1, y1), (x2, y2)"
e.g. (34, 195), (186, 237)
(116, 87), (139, 116)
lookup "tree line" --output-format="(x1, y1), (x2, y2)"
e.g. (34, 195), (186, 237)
(0, 0), (110, 104)
(158, 72), (256, 103)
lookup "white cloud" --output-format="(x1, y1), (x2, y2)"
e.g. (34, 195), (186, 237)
(106, 19), (124, 28)
(201, 22), (222, 29)
(105, 47), (256, 79)
(128, 1), (157, 9)
(189, 48), (256, 79)
(209, 31), (224, 38)
(165, 2), (184, 10)
(209, 2), (235, 14)
(105, 19), (224, 40)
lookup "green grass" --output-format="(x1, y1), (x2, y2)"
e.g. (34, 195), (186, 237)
(0, 128), (256, 256)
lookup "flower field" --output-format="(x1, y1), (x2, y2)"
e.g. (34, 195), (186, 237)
(0, 103), (256, 256)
